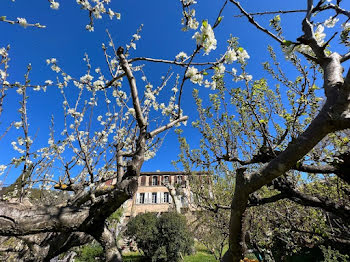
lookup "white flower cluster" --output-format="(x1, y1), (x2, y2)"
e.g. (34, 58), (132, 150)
(235, 72), (253, 82)
(80, 74), (93, 84)
(215, 64), (225, 76)
(0, 48), (8, 57)
(75, 0), (121, 31)
(0, 165), (6, 176)
(186, 66), (203, 85)
(225, 49), (238, 64)
(175, 52), (188, 61)
(14, 121), (23, 129)
(193, 21), (217, 55)
(236, 48), (250, 63)
(324, 16), (339, 28)
(0, 69), (6, 80)
(17, 17), (28, 28)
(181, 9), (199, 31)
(284, 24), (327, 60)
(50, 1), (60, 10)
(181, 0), (197, 5)
(314, 24), (326, 45)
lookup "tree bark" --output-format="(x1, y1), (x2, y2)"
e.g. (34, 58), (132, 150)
(90, 225), (122, 262)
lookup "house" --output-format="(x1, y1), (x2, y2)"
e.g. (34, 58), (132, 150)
(122, 171), (194, 219)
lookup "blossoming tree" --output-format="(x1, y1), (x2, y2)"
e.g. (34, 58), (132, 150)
(176, 0), (350, 261)
(1, 0), (350, 262)
(0, 0), (238, 261)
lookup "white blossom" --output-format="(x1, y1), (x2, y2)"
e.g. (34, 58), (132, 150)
(93, 80), (104, 89)
(86, 25), (94, 32)
(225, 49), (237, 64)
(0, 164), (7, 176)
(185, 66), (198, 78)
(133, 34), (141, 40)
(324, 17), (339, 28)
(237, 48), (250, 62)
(192, 21), (217, 55)
(80, 74), (93, 83)
(17, 17), (28, 28)
(181, 0), (197, 5)
(215, 64), (225, 75)
(175, 52), (188, 61)
(130, 43), (136, 50)
(185, 66), (203, 84)
(14, 121), (23, 129)
(0, 48), (7, 57)
(0, 70), (6, 80)
(315, 24), (326, 45)
(50, 1), (60, 10)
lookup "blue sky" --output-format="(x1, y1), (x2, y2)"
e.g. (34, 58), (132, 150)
(1, 0), (350, 184)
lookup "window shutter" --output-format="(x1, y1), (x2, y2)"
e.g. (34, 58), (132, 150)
(158, 176), (161, 185)
(157, 192), (161, 203)
(169, 176), (172, 184)
(169, 194), (172, 203)
(149, 176), (152, 186)
(141, 176), (146, 186)
(136, 193), (139, 204)
(146, 193), (150, 204)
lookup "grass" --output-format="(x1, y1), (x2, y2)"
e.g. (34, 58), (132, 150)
(122, 243), (218, 262)
(183, 251), (217, 262)
(123, 251), (144, 262)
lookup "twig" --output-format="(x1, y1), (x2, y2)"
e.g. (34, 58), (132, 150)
(234, 9), (307, 17)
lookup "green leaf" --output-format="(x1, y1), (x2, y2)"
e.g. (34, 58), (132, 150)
(202, 20), (208, 28)
(0, 16), (6, 21)
(282, 40), (293, 46)
(202, 71), (208, 75)
(217, 16), (223, 25)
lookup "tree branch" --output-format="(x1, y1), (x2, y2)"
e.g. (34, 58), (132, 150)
(117, 47), (146, 129)
(149, 116), (188, 138)
(229, 0), (284, 44)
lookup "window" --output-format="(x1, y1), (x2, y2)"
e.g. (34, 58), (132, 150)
(140, 176), (146, 186)
(152, 192), (157, 203)
(152, 176), (158, 186)
(163, 192), (169, 203)
(139, 193), (145, 204)
(176, 175), (182, 184)
(163, 176), (169, 184)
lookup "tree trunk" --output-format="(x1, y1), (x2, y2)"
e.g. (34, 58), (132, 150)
(91, 225), (122, 262)
(222, 169), (249, 262)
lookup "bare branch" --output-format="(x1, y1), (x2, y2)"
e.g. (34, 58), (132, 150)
(129, 57), (217, 66)
(117, 47), (147, 129)
(229, 0), (284, 44)
(234, 9), (307, 17)
(149, 116), (188, 138)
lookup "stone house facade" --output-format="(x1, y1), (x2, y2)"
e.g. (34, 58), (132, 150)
(122, 171), (193, 218)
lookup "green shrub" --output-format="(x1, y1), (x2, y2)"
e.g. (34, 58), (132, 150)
(75, 242), (103, 262)
(125, 212), (194, 262)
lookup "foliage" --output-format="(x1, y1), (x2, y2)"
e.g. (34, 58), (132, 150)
(190, 210), (229, 261)
(75, 242), (103, 262)
(125, 212), (194, 262)
(320, 245), (349, 262)
(125, 212), (159, 259)
(175, 1), (350, 260)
